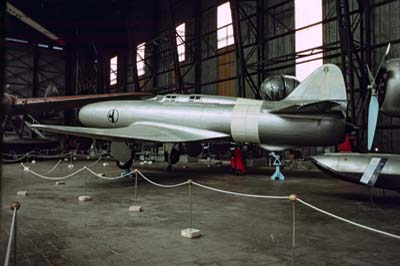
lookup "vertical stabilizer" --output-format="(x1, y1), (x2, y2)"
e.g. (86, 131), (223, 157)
(285, 64), (347, 113)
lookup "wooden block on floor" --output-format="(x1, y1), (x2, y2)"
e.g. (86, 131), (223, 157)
(17, 191), (29, 196)
(181, 228), (201, 239)
(129, 205), (143, 212)
(78, 195), (92, 202)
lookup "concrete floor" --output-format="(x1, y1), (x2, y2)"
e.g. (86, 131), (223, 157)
(1, 159), (400, 266)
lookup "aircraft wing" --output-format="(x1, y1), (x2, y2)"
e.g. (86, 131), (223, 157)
(10, 92), (152, 115)
(31, 121), (230, 143)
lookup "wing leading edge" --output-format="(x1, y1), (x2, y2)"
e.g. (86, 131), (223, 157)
(31, 121), (230, 143)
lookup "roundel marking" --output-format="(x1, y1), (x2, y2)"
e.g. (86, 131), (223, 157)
(107, 109), (119, 123)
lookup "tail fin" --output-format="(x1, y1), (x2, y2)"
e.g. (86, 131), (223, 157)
(286, 64), (347, 103)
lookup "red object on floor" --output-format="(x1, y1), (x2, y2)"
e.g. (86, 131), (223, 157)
(230, 156), (236, 170)
(338, 134), (352, 152)
(233, 148), (246, 174)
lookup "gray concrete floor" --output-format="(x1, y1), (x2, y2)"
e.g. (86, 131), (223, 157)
(1, 159), (400, 266)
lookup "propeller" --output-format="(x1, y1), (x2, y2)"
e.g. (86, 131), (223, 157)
(367, 43), (391, 150)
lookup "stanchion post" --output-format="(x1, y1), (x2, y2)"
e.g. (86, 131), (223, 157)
(4, 202), (20, 266)
(181, 180), (201, 239)
(189, 180), (192, 230)
(289, 194), (297, 266)
(129, 169), (142, 212)
(134, 170), (138, 204)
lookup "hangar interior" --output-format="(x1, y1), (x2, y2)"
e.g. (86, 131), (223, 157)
(1, 0), (400, 266)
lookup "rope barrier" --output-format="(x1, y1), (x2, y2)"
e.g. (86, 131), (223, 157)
(137, 171), (190, 188)
(16, 162), (400, 241)
(134, 171), (400, 241)
(191, 180), (289, 200)
(296, 198), (400, 240)
(86, 168), (134, 180)
(21, 163), (87, 180)
(42, 160), (62, 175)
(20, 158), (130, 181)
(2, 152), (32, 163)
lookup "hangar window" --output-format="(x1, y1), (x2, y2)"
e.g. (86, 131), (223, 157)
(176, 23), (186, 62)
(295, 0), (323, 81)
(110, 56), (118, 86)
(137, 42), (146, 76)
(217, 2), (234, 49)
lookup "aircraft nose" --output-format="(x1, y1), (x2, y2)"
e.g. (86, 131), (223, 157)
(79, 104), (98, 126)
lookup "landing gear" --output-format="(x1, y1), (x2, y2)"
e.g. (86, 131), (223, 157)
(164, 144), (180, 172)
(116, 149), (135, 171)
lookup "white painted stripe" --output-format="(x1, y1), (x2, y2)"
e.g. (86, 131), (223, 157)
(230, 98), (263, 143)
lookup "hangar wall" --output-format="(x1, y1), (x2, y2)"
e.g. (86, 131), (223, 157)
(4, 0), (400, 154)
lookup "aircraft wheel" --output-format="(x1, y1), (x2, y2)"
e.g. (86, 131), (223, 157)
(116, 159), (133, 170)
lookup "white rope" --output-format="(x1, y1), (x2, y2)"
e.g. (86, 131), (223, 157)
(86, 156), (103, 168)
(30, 152), (72, 159)
(136, 171), (400, 240)
(86, 167), (134, 180)
(20, 158), (130, 181)
(42, 160), (62, 175)
(21, 163), (87, 180)
(191, 180), (289, 200)
(2, 152), (31, 163)
(297, 198), (400, 240)
(137, 171), (190, 188)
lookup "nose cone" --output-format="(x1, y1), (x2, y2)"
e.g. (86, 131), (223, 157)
(382, 59), (400, 116)
(79, 103), (102, 127)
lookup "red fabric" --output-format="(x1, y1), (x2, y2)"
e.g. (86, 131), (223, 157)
(230, 156), (236, 169)
(233, 148), (246, 174)
(338, 134), (352, 152)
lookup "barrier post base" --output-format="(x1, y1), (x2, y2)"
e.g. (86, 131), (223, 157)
(129, 205), (143, 212)
(78, 195), (92, 202)
(17, 191), (28, 196)
(181, 228), (201, 239)
(56, 181), (65, 185)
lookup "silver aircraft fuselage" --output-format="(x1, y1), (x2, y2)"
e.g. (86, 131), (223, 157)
(78, 94), (345, 147)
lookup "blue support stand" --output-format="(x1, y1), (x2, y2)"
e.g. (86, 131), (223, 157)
(121, 169), (133, 178)
(270, 153), (285, 181)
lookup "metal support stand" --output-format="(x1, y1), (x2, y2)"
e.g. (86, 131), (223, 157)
(270, 153), (285, 181)
(368, 187), (375, 207)
(181, 180), (201, 239)
(129, 170), (143, 212)
(289, 194), (297, 266)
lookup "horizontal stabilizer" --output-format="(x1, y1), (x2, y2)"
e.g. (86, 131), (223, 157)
(269, 100), (342, 114)
(31, 121), (230, 143)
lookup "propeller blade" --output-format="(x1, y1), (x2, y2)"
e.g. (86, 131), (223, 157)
(374, 43), (391, 80)
(366, 65), (375, 85)
(385, 43), (391, 57)
(368, 95), (379, 150)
